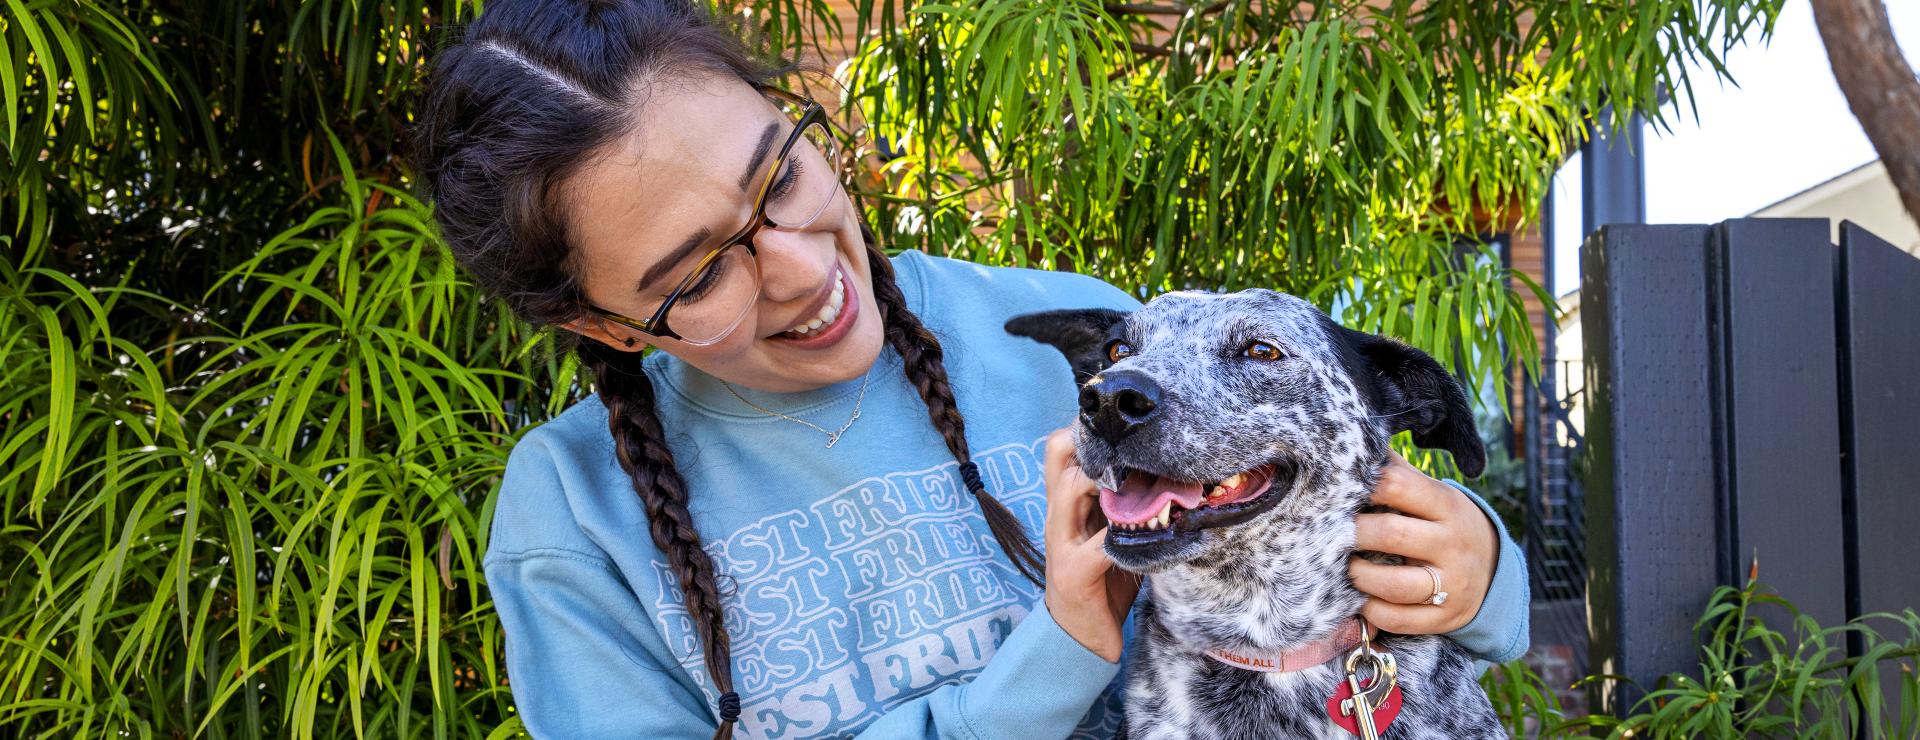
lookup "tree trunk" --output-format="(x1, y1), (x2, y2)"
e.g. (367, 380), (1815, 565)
(1811, 0), (1920, 226)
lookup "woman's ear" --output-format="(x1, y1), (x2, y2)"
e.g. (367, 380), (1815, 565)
(559, 317), (649, 352)
(1004, 308), (1130, 384)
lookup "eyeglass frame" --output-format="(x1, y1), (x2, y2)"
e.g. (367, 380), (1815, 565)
(577, 86), (846, 345)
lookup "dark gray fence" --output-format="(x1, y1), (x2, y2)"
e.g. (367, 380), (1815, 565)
(1581, 218), (1920, 714)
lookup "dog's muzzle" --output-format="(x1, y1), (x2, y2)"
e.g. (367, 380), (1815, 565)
(1097, 459), (1298, 570)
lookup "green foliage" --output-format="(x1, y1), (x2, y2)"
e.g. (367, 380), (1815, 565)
(2, 170), (555, 737)
(1480, 657), (1570, 739)
(3, 0), (1783, 736)
(1600, 579), (1920, 739)
(834, 0), (1782, 405)
(1481, 578), (1920, 739)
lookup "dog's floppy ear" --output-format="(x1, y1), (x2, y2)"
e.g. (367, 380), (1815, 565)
(1334, 324), (1486, 477)
(1005, 308), (1130, 384)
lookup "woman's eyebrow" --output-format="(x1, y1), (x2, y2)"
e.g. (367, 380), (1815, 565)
(637, 226), (713, 293)
(736, 122), (780, 192)
(635, 121), (781, 293)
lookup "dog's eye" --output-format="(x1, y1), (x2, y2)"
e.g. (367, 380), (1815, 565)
(1107, 340), (1135, 363)
(1244, 341), (1284, 361)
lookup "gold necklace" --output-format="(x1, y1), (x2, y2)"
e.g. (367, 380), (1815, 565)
(720, 367), (874, 448)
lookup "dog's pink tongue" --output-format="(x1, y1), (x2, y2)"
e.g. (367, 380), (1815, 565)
(1100, 474), (1206, 525)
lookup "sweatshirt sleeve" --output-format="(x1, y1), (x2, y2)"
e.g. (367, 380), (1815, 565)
(850, 599), (1120, 739)
(486, 549), (717, 739)
(489, 548), (1118, 740)
(1440, 480), (1532, 666)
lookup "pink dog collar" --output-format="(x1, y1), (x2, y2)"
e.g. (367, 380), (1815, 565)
(1203, 617), (1365, 673)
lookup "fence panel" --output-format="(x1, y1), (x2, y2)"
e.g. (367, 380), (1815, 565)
(1711, 219), (1847, 629)
(1583, 217), (1920, 717)
(1836, 222), (1920, 626)
(1580, 224), (1723, 715)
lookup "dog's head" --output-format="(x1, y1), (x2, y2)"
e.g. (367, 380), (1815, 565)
(1007, 290), (1482, 573)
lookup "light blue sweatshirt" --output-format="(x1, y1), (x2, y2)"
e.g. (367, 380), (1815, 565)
(483, 251), (1530, 739)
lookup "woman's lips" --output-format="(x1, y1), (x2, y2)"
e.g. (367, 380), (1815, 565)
(767, 266), (859, 350)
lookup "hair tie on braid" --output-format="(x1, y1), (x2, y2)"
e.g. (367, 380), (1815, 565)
(957, 461), (985, 495)
(864, 240), (1046, 586)
(717, 691), (741, 723)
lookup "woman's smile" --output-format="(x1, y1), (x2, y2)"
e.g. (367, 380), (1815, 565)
(767, 260), (860, 349)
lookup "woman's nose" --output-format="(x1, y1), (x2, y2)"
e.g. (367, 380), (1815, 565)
(752, 229), (833, 304)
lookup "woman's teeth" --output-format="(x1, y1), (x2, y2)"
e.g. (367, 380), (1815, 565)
(782, 279), (845, 338)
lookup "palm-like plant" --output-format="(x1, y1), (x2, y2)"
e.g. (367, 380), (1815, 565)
(4, 1), (1782, 736)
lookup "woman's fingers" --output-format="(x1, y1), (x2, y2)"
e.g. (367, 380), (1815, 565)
(1042, 428), (1100, 544)
(1367, 451), (1453, 521)
(1348, 558), (1445, 606)
(1041, 428), (1132, 662)
(1360, 596), (1471, 635)
(1352, 454), (1500, 635)
(1353, 511), (1448, 558)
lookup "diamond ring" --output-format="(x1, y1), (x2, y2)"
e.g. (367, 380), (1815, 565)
(1420, 564), (1448, 606)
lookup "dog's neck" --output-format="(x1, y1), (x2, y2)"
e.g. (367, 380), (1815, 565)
(1144, 454), (1384, 655)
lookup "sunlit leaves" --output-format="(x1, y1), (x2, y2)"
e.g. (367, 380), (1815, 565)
(1, 163), (541, 736)
(840, 0), (1783, 409)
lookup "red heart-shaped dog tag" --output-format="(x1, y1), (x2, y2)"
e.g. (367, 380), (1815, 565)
(1326, 677), (1402, 736)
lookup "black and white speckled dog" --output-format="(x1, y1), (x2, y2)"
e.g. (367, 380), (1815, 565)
(1008, 289), (1505, 740)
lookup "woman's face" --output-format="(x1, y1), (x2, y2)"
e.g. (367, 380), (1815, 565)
(559, 75), (885, 393)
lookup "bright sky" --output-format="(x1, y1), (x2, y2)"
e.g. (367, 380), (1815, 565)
(1548, 0), (1920, 295)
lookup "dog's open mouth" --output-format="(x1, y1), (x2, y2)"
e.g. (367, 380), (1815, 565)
(1098, 460), (1297, 542)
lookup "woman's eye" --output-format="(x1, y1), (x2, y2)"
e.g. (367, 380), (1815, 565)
(1244, 341), (1284, 361)
(769, 159), (803, 201)
(676, 256), (731, 303)
(1106, 340), (1135, 363)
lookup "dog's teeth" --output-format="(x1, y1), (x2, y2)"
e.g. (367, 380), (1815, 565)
(1156, 502), (1172, 529)
(1220, 473), (1246, 489)
(1205, 484), (1226, 500)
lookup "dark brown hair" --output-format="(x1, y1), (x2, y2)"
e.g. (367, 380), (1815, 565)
(409, 1), (1042, 735)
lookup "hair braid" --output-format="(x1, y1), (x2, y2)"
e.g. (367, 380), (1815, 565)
(577, 342), (740, 740)
(864, 244), (1047, 586)
(414, 0), (1049, 731)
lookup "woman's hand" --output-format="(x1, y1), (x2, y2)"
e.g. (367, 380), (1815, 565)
(1041, 427), (1139, 662)
(1347, 450), (1499, 635)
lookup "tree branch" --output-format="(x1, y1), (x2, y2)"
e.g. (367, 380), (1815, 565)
(1810, 0), (1920, 225)
(1103, 2), (1230, 17)
(1105, 3), (1187, 15)
(1129, 41), (1172, 57)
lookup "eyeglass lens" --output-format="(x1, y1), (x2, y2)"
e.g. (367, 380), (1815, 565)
(656, 116), (841, 345)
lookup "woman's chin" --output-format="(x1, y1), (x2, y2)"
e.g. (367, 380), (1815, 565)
(795, 302), (886, 385)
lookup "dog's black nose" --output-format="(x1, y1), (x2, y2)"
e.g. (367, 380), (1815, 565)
(1080, 370), (1161, 443)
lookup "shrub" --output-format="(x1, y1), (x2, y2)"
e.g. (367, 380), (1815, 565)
(1481, 577), (1920, 739)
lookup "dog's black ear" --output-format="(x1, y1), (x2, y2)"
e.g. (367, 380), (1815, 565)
(1005, 308), (1130, 384)
(1334, 324), (1485, 477)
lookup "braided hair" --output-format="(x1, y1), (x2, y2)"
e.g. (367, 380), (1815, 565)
(410, 2), (1043, 735)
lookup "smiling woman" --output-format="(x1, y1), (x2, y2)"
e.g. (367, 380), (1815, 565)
(406, 0), (1528, 738)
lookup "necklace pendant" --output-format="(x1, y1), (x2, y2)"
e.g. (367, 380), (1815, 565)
(824, 433), (841, 449)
